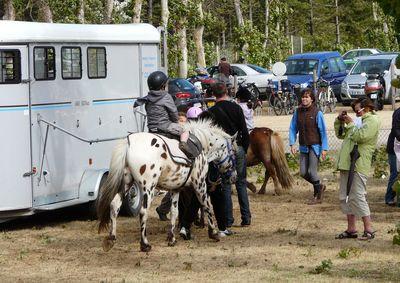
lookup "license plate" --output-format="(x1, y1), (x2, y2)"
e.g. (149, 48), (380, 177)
(349, 90), (364, 96)
(207, 101), (215, 107)
(370, 93), (377, 99)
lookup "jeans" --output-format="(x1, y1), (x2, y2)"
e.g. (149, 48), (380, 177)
(222, 146), (251, 226)
(385, 153), (397, 204)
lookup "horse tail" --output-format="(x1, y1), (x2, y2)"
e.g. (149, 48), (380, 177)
(270, 131), (294, 191)
(97, 139), (129, 233)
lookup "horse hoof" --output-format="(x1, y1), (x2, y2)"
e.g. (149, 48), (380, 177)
(140, 243), (152, 252)
(258, 189), (266, 195)
(247, 183), (257, 194)
(168, 239), (177, 247)
(208, 228), (220, 242)
(102, 236), (116, 252)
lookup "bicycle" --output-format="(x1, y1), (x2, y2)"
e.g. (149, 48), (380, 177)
(317, 78), (336, 113)
(269, 79), (298, 116)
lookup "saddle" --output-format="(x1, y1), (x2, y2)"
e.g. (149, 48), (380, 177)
(153, 132), (203, 165)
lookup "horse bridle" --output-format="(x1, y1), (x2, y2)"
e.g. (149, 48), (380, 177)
(213, 138), (236, 178)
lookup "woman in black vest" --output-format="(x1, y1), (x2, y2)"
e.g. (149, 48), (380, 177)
(289, 89), (329, 204)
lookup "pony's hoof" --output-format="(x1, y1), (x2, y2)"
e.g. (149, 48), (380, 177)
(102, 235), (116, 252)
(247, 183), (257, 194)
(168, 239), (177, 247)
(208, 228), (220, 242)
(140, 243), (152, 252)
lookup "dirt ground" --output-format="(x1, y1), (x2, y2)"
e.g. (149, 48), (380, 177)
(1, 108), (400, 282)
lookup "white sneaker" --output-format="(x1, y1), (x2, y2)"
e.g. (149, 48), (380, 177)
(179, 227), (191, 240)
(219, 229), (234, 237)
(218, 231), (227, 237)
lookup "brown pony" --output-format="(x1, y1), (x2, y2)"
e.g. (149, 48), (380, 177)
(246, 127), (294, 195)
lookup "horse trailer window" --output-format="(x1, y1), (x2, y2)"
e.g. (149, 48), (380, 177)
(61, 47), (82, 79)
(34, 47), (55, 80)
(87, 47), (106, 79)
(0, 50), (21, 84)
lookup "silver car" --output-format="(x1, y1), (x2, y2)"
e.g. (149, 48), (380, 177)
(340, 53), (399, 104)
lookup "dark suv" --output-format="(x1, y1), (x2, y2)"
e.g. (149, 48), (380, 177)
(284, 51), (347, 100)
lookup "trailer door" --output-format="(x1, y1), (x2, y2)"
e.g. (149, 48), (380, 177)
(0, 45), (32, 211)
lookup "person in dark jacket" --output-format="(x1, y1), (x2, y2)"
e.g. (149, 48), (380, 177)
(218, 57), (232, 86)
(385, 107), (400, 205)
(208, 82), (251, 227)
(289, 89), (329, 205)
(134, 71), (193, 158)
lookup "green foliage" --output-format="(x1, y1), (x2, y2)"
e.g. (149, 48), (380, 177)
(392, 78), (400, 89)
(393, 223), (400, 245)
(285, 152), (299, 172)
(396, 56), (400, 69)
(372, 145), (389, 179)
(337, 247), (362, 259)
(311, 259), (333, 274)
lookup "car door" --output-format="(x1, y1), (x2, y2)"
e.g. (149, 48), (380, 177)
(231, 66), (247, 84)
(328, 57), (347, 96)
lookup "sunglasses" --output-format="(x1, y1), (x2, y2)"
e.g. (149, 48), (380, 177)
(355, 108), (364, 114)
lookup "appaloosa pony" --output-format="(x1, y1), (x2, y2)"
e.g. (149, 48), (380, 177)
(246, 127), (294, 195)
(97, 119), (237, 252)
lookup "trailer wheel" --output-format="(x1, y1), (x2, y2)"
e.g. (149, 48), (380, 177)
(122, 182), (143, 217)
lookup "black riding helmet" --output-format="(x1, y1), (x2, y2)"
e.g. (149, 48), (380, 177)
(147, 71), (168, 91)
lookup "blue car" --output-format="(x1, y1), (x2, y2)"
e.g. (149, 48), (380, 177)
(284, 51), (347, 101)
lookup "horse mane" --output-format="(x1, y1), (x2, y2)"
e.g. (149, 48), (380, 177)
(183, 119), (231, 139)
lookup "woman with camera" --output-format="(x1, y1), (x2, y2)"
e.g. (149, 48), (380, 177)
(289, 89), (329, 205)
(334, 97), (380, 240)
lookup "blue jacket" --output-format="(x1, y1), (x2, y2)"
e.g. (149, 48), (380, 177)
(289, 108), (329, 156)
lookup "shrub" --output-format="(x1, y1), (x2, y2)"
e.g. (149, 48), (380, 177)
(372, 145), (389, 179)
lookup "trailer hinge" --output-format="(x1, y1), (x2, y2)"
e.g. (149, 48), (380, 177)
(23, 171), (35, 177)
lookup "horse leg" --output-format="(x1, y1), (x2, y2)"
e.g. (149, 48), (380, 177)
(139, 184), (155, 252)
(167, 191), (179, 246)
(194, 182), (219, 242)
(258, 169), (271, 195)
(102, 192), (123, 252)
(269, 165), (283, 195)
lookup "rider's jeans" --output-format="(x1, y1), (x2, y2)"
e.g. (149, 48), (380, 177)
(222, 146), (251, 226)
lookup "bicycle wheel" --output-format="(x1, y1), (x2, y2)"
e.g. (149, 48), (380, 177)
(327, 88), (336, 113)
(318, 91), (327, 113)
(272, 97), (284, 116)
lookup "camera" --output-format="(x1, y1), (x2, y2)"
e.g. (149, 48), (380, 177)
(338, 111), (347, 122)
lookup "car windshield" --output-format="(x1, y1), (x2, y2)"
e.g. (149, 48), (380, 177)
(171, 79), (196, 91)
(284, 59), (318, 75)
(247, 64), (271, 74)
(350, 59), (391, 75)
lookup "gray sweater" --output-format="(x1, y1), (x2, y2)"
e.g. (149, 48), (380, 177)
(135, 90), (179, 132)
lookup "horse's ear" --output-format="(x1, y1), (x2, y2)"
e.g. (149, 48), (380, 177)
(231, 132), (238, 142)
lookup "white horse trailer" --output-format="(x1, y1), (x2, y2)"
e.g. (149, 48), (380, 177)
(0, 21), (161, 222)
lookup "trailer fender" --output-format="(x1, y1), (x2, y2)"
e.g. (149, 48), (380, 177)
(79, 169), (109, 202)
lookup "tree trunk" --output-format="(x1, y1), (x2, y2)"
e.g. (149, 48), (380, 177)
(372, 2), (378, 21)
(264, 0), (270, 47)
(132, 0), (143, 23)
(177, 0), (188, 77)
(249, 0), (252, 25)
(161, 0), (169, 71)
(148, 0), (153, 24)
(36, 0), (53, 23)
(161, 0), (169, 28)
(103, 0), (113, 24)
(234, 0), (244, 26)
(335, 0), (340, 45)
(3, 0), (15, 20)
(193, 1), (206, 67)
(309, 0), (314, 36)
(78, 0), (85, 24)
